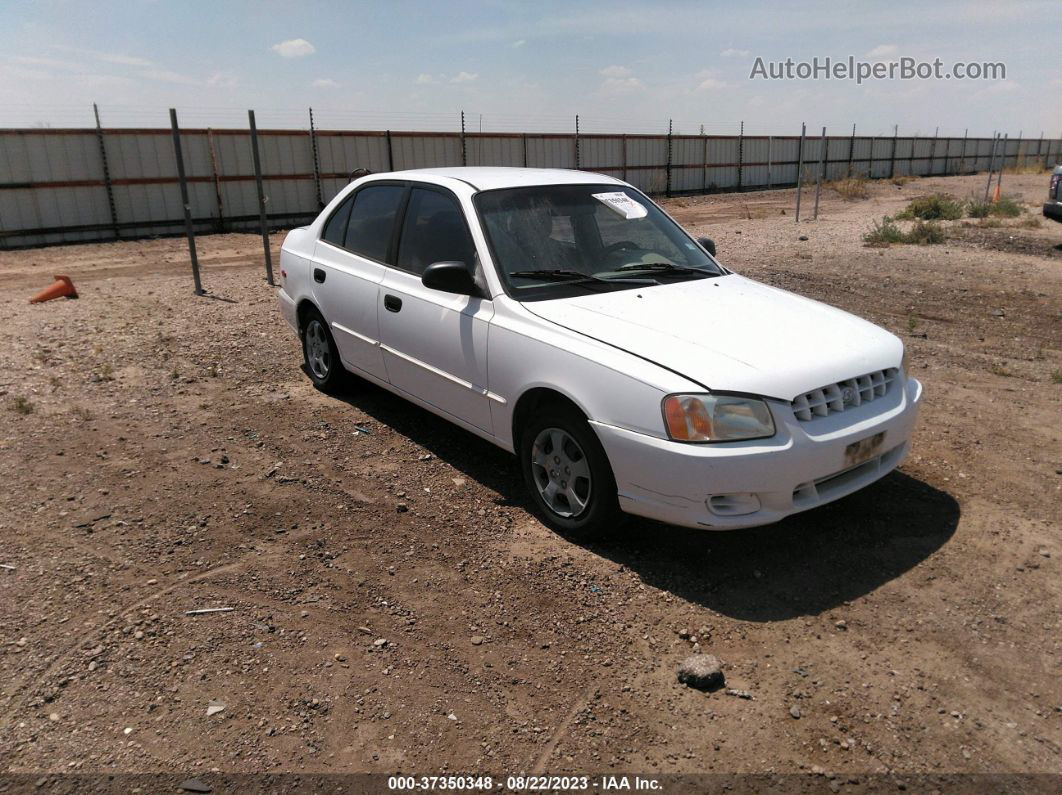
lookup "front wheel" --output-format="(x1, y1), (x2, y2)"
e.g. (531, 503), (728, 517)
(518, 404), (623, 541)
(301, 310), (346, 393)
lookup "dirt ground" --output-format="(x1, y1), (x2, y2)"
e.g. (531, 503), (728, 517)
(0, 173), (1059, 779)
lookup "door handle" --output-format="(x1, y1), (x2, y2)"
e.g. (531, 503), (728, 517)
(313, 268), (326, 283)
(384, 294), (403, 313)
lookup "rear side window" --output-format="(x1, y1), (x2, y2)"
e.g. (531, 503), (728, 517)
(321, 197), (353, 246)
(396, 188), (476, 275)
(344, 185), (405, 263)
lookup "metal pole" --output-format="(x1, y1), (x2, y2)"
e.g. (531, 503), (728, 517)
(929, 126), (939, 175)
(665, 118), (673, 197)
(206, 128), (225, 232)
(385, 129), (394, 171)
(1036, 132), (1044, 170)
(736, 120), (744, 191)
(908, 133), (915, 175)
(460, 111), (467, 166)
(889, 124), (898, 178)
(623, 133), (629, 183)
(766, 135), (772, 188)
(308, 107), (323, 209)
(701, 130), (707, 192)
(248, 109), (274, 287)
(574, 115), (580, 169)
(996, 133), (1008, 195)
(169, 108), (204, 296)
(795, 122), (805, 222)
(522, 134), (528, 167)
(848, 123), (856, 175)
(958, 129), (968, 174)
(1014, 130), (1022, 170)
(813, 126), (826, 220)
(983, 133), (999, 205)
(93, 103), (120, 240)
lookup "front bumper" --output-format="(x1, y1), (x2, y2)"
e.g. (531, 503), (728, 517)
(1043, 201), (1062, 223)
(592, 377), (923, 530)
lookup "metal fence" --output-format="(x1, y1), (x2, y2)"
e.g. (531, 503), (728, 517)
(1, 115), (1059, 248)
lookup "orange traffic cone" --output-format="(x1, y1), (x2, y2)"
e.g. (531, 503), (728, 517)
(29, 275), (78, 304)
(992, 183), (1001, 203)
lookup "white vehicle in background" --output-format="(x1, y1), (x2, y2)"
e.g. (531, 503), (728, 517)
(277, 167), (922, 539)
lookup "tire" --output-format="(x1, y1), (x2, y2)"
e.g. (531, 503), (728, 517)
(518, 402), (623, 541)
(301, 308), (346, 393)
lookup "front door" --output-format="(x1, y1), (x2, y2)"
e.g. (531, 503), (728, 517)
(377, 186), (494, 432)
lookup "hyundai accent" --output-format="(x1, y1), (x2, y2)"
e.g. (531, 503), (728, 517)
(276, 167), (922, 539)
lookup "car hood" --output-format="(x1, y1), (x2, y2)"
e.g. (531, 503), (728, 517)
(524, 274), (902, 400)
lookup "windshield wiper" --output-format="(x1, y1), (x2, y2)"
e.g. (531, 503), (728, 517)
(509, 269), (653, 285)
(614, 262), (718, 277)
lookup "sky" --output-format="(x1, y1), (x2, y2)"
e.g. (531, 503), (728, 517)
(0, 0), (1058, 137)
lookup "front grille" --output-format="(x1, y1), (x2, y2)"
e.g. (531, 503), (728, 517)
(791, 368), (898, 422)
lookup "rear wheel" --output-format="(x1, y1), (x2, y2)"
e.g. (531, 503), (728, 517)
(301, 309), (346, 393)
(518, 403), (622, 541)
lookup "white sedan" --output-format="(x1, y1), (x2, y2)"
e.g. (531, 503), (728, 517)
(277, 167), (922, 539)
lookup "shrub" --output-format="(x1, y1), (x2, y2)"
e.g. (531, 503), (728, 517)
(10, 396), (34, 415)
(829, 174), (870, 200)
(966, 194), (1024, 219)
(891, 174), (915, 186)
(863, 216), (905, 246)
(896, 194), (964, 221)
(905, 220), (945, 245)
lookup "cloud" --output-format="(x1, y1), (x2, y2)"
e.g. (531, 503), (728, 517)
(601, 76), (644, 93)
(207, 72), (239, 88)
(599, 64), (632, 78)
(312, 78), (338, 88)
(512, 39), (526, 48)
(451, 71), (478, 83)
(415, 73), (438, 85)
(139, 68), (199, 85)
(866, 44), (897, 58)
(720, 48), (750, 58)
(694, 69), (727, 91)
(271, 38), (316, 58)
(53, 45), (155, 68)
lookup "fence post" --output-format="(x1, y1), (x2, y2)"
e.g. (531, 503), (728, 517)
(848, 123), (856, 175)
(522, 134), (528, 167)
(308, 107), (323, 209)
(908, 133), (916, 175)
(248, 109), (275, 287)
(766, 135), (772, 188)
(460, 111), (467, 167)
(889, 125), (898, 179)
(1014, 130), (1022, 169)
(928, 127), (938, 176)
(665, 118), (673, 197)
(795, 122), (805, 222)
(983, 133), (999, 204)
(169, 108), (204, 296)
(206, 128), (226, 232)
(701, 130), (708, 192)
(736, 120), (744, 191)
(1036, 132), (1044, 169)
(93, 103), (120, 240)
(958, 128), (968, 174)
(996, 133), (1008, 194)
(622, 133), (629, 183)
(385, 129), (394, 171)
(813, 126), (826, 220)
(574, 115), (580, 169)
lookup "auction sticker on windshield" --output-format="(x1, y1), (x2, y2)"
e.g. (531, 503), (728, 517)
(592, 191), (648, 219)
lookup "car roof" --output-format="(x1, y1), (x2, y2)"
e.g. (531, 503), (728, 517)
(379, 167), (627, 192)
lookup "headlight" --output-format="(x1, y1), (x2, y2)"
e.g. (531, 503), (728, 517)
(901, 347), (910, 377)
(662, 394), (775, 443)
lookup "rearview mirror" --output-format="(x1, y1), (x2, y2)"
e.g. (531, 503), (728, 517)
(697, 236), (717, 257)
(422, 261), (477, 296)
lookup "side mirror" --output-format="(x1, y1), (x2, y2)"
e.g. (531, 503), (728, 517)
(422, 261), (477, 296)
(697, 236), (717, 257)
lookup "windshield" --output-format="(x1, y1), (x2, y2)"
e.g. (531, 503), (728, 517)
(474, 184), (724, 301)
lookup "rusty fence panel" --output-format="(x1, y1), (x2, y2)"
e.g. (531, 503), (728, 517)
(0, 123), (1058, 248)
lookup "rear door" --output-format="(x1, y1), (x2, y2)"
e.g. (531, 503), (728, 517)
(311, 183), (406, 381)
(377, 185), (495, 432)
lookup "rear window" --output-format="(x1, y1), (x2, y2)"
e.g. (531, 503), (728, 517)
(345, 185), (406, 263)
(321, 197), (352, 247)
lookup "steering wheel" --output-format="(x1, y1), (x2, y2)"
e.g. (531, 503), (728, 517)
(602, 240), (640, 257)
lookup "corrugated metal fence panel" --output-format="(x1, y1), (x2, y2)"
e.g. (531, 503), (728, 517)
(393, 134), (463, 169)
(467, 135), (524, 168)
(580, 136), (622, 173)
(2, 127), (1060, 246)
